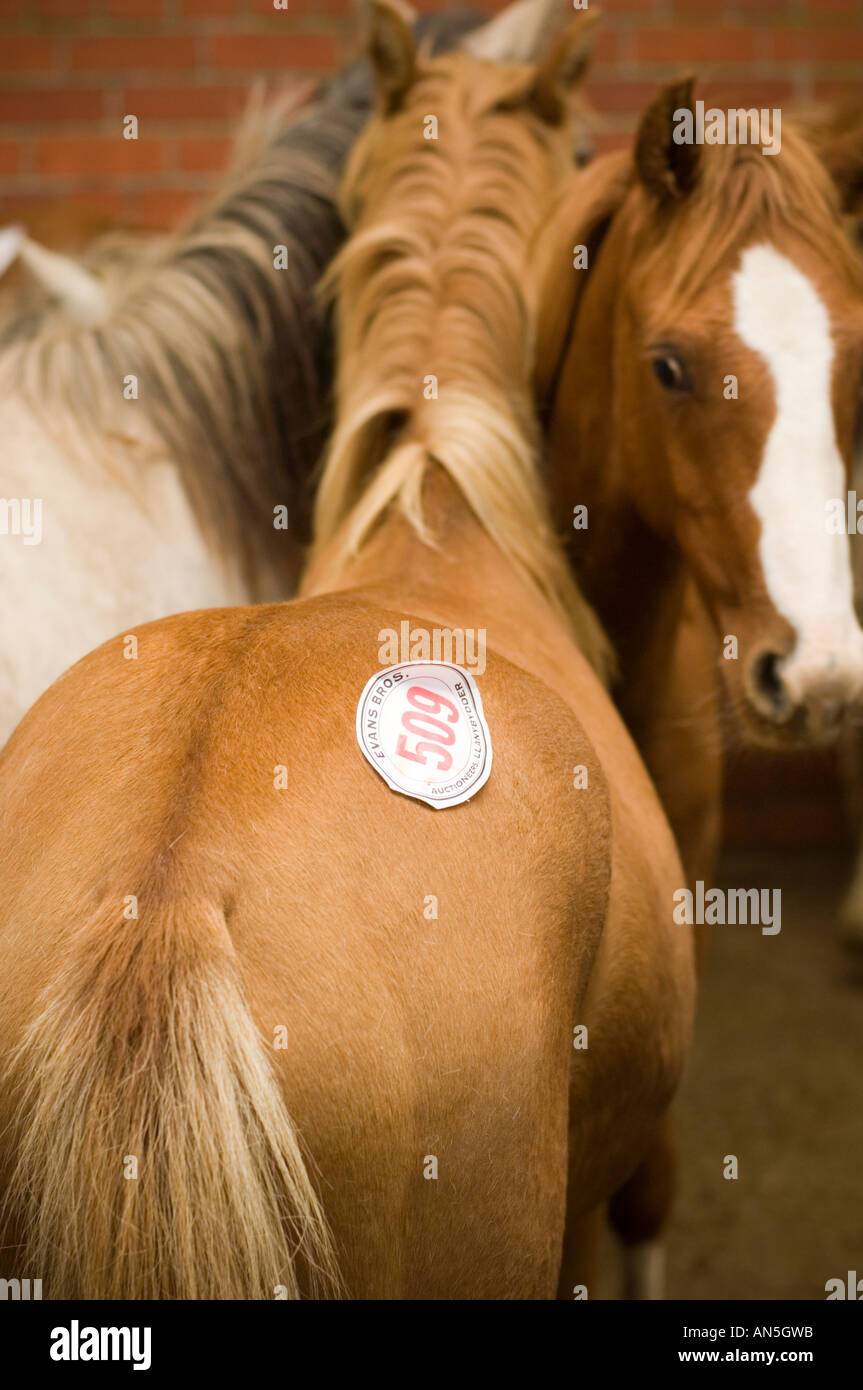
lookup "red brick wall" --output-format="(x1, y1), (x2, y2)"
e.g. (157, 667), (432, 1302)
(0, 0), (365, 231)
(588, 0), (863, 152)
(1, 0), (862, 231)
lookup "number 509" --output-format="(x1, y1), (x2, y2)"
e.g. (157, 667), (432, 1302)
(395, 686), (459, 772)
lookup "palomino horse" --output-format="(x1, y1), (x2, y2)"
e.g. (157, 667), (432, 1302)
(0, 0), (693, 1299)
(530, 79), (863, 1259)
(0, 3), (477, 748)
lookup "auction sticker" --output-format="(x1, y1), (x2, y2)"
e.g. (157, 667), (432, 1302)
(355, 662), (492, 809)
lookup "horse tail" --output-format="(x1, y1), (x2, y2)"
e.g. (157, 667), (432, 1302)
(2, 897), (339, 1299)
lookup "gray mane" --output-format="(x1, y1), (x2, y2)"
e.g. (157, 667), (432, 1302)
(0, 10), (480, 593)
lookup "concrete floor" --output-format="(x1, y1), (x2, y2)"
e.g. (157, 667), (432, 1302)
(664, 848), (863, 1300)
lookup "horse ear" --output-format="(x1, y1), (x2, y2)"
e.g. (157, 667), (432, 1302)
(462, 0), (562, 64)
(529, 10), (600, 124)
(531, 150), (633, 409)
(635, 76), (700, 201)
(14, 234), (107, 323)
(366, 0), (418, 112)
(0, 224), (24, 279)
(816, 123), (863, 217)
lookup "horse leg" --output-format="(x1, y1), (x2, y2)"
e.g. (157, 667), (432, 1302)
(555, 1202), (605, 1300)
(605, 600), (719, 1297)
(839, 472), (863, 945)
(838, 725), (863, 947)
(605, 636), (713, 1300)
(840, 841), (863, 946)
(608, 1113), (676, 1299)
(617, 579), (722, 883)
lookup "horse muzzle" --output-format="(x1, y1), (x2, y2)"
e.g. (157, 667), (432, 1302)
(747, 630), (863, 743)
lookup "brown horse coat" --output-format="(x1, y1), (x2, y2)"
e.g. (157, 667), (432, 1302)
(0, 3), (694, 1299)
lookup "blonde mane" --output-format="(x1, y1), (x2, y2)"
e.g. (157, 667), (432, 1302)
(311, 51), (612, 679)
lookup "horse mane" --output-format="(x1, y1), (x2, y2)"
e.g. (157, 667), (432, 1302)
(312, 50), (613, 680)
(0, 13), (481, 595)
(631, 118), (863, 324)
(0, 85), (368, 591)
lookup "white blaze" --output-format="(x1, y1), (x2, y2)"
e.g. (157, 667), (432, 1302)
(732, 243), (863, 703)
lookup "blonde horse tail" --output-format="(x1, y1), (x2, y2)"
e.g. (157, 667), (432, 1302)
(2, 898), (339, 1299)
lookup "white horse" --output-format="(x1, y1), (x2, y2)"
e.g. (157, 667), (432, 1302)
(0, 86), (371, 746)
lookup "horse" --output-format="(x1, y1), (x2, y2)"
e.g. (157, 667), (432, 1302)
(0, 92), (355, 745)
(533, 77), (863, 886)
(529, 77), (863, 1262)
(795, 105), (863, 941)
(0, 6), (478, 749)
(0, 0), (694, 1300)
(801, 101), (863, 238)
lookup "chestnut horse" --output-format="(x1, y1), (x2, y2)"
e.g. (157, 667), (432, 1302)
(531, 78), (863, 1260)
(534, 78), (863, 886)
(0, 1), (693, 1299)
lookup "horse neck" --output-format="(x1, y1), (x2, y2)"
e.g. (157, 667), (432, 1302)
(304, 465), (573, 657)
(544, 214), (689, 686)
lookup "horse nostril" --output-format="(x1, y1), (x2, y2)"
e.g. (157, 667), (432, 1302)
(752, 649), (789, 717)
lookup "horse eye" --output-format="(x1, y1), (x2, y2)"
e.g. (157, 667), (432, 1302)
(652, 354), (691, 392)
